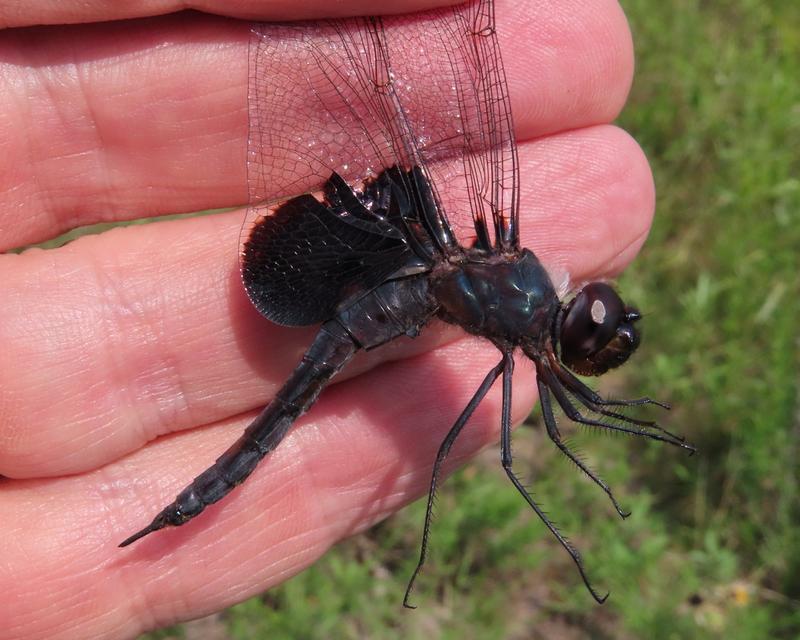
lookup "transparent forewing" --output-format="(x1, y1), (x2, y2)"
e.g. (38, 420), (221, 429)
(246, 0), (519, 254)
(382, 1), (521, 251)
(248, 19), (419, 203)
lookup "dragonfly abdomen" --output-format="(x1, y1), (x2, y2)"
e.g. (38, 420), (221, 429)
(119, 321), (357, 547)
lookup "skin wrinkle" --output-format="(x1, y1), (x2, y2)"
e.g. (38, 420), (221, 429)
(0, 252), (98, 456)
(97, 234), (194, 444)
(143, 333), (193, 441)
(102, 258), (194, 458)
(70, 34), (116, 214)
(163, 329), (218, 433)
(121, 560), (173, 639)
(145, 253), (240, 437)
(157, 566), (210, 636)
(0, 65), (34, 212)
(52, 411), (114, 471)
(3, 98), (40, 241)
(29, 63), (94, 234)
(17, 553), (102, 634)
(91, 253), (165, 454)
(103, 228), (232, 446)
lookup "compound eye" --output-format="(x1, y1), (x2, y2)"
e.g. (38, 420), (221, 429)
(559, 282), (641, 376)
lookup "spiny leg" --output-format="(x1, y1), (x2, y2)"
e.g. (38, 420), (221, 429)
(536, 366), (630, 518)
(548, 353), (671, 410)
(502, 352), (608, 603)
(548, 359), (688, 445)
(403, 355), (506, 608)
(545, 372), (695, 454)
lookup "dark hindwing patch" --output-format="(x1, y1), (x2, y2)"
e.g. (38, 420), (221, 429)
(242, 172), (423, 326)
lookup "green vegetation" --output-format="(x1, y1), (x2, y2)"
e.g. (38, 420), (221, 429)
(148, 1), (800, 637)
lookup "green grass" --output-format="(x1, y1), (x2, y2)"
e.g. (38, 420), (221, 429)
(141, 1), (800, 637)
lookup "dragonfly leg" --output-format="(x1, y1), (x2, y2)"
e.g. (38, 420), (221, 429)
(544, 369), (695, 455)
(403, 353), (506, 608)
(548, 353), (671, 409)
(536, 366), (630, 518)
(502, 354), (609, 604)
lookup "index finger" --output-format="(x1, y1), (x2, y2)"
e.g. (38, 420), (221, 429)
(0, 0), (459, 29)
(0, 0), (634, 250)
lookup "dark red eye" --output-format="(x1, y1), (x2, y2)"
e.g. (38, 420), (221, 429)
(559, 282), (641, 376)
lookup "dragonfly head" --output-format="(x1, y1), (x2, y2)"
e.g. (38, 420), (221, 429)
(558, 282), (641, 376)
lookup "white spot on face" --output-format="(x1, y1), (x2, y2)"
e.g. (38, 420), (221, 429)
(591, 299), (606, 324)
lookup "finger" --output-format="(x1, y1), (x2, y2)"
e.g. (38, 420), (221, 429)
(0, 0), (458, 29)
(0, 338), (539, 639)
(0, 124), (654, 478)
(0, 0), (633, 249)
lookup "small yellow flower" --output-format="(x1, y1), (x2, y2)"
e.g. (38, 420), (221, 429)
(731, 582), (750, 607)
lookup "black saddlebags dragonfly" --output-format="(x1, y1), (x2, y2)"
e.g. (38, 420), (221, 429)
(121, 0), (694, 605)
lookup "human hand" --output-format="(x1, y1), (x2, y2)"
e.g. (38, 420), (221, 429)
(0, 1), (653, 637)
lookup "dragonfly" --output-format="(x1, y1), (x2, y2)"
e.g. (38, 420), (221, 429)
(120, 0), (694, 605)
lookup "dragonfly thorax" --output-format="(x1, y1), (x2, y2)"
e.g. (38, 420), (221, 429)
(432, 248), (559, 348)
